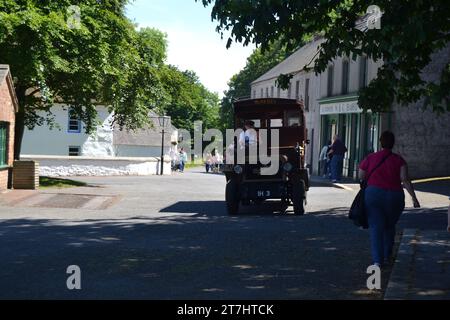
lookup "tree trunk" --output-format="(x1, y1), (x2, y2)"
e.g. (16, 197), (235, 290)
(14, 88), (26, 160)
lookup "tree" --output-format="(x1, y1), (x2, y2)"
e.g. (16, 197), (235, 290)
(221, 40), (297, 130)
(199, 0), (450, 113)
(0, 0), (167, 158)
(159, 65), (220, 132)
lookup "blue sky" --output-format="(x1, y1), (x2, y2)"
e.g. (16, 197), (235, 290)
(126, 0), (255, 96)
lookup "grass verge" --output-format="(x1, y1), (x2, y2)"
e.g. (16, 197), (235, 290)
(184, 161), (204, 169)
(39, 176), (87, 189)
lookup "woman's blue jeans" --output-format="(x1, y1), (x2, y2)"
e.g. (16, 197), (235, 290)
(179, 161), (185, 172)
(365, 186), (405, 265)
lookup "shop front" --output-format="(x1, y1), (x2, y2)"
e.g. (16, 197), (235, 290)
(318, 95), (381, 179)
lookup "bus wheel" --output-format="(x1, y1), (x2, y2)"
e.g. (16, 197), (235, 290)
(292, 181), (305, 216)
(225, 180), (240, 215)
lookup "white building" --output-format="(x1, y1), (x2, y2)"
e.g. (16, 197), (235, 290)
(21, 105), (178, 176)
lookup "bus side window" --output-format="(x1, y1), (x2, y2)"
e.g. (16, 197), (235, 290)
(287, 112), (301, 127)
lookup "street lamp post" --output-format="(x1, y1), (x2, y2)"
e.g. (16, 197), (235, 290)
(158, 115), (170, 176)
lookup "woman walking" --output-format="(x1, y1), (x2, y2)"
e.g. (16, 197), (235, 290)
(359, 131), (420, 267)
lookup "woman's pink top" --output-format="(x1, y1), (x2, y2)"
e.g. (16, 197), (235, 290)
(359, 149), (406, 192)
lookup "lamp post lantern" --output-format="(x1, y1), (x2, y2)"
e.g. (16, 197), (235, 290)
(158, 114), (170, 175)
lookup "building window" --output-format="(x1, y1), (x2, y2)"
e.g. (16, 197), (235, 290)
(287, 82), (292, 99)
(295, 80), (300, 99)
(69, 146), (81, 157)
(277, 86), (281, 98)
(305, 78), (310, 112)
(359, 56), (368, 88)
(253, 90), (256, 99)
(270, 86), (274, 98)
(266, 87), (269, 98)
(68, 107), (81, 133)
(342, 60), (350, 95)
(327, 65), (334, 97)
(260, 88), (264, 98)
(0, 122), (8, 167)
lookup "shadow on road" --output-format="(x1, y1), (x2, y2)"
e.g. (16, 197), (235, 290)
(0, 204), (446, 300)
(159, 200), (295, 216)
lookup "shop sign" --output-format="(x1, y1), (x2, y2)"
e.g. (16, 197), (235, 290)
(320, 100), (363, 115)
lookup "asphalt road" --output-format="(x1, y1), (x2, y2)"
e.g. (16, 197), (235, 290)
(0, 169), (447, 299)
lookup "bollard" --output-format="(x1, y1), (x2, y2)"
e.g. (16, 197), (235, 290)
(447, 197), (450, 232)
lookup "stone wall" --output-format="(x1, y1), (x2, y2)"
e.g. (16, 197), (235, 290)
(21, 155), (172, 177)
(391, 44), (450, 179)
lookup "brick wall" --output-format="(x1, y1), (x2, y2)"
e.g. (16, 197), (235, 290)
(0, 78), (16, 190)
(391, 44), (450, 179)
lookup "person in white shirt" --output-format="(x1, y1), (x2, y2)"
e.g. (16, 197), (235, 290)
(215, 151), (223, 164)
(319, 140), (332, 177)
(169, 147), (179, 171)
(205, 152), (213, 173)
(212, 151), (223, 173)
(239, 120), (258, 148)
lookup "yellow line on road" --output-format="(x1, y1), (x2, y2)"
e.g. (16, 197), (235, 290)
(412, 177), (450, 184)
(334, 183), (356, 191)
(331, 176), (450, 192)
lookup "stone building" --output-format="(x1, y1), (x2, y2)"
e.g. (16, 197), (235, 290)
(317, 53), (384, 178)
(390, 44), (450, 179)
(0, 65), (18, 190)
(251, 39), (450, 179)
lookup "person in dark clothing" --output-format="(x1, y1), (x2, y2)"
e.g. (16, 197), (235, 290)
(328, 135), (348, 182)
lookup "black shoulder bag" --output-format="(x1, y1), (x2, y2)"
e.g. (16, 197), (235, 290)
(349, 153), (392, 229)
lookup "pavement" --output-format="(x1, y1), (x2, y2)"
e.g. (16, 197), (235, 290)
(312, 175), (450, 300)
(0, 169), (448, 299)
(310, 175), (360, 191)
(385, 229), (450, 300)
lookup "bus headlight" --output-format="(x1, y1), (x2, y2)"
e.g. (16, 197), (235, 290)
(283, 162), (293, 172)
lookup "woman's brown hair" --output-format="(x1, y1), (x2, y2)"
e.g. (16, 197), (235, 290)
(380, 131), (395, 149)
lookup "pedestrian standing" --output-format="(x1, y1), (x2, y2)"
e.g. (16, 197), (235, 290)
(179, 148), (188, 173)
(359, 131), (420, 267)
(205, 152), (213, 173)
(319, 140), (332, 178)
(328, 135), (348, 182)
(169, 147), (178, 172)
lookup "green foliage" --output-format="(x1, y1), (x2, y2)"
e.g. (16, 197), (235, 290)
(159, 65), (220, 132)
(0, 0), (219, 158)
(220, 40), (297, 130)
(199, 0), (450, 113)
(0, 0), (161, 157)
